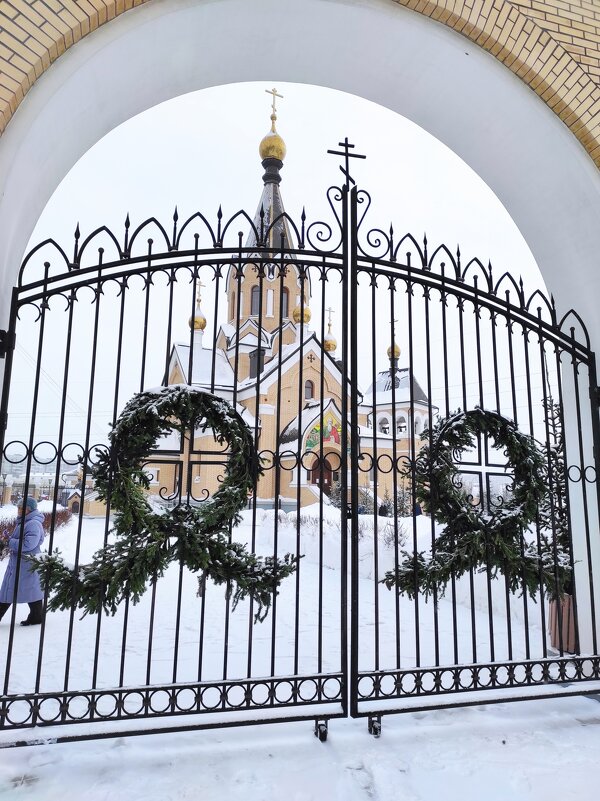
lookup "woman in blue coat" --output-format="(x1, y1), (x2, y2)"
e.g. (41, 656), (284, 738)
(0, 496), (45, 626)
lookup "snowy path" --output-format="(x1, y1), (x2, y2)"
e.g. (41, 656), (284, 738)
(0, 695), (599, 800)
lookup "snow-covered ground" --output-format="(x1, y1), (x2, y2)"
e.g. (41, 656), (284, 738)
(0, 696), (599, 800)
(1, 506), (598, 799)
(0, 507), (550, 699)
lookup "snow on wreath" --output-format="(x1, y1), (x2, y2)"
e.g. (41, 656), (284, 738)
(382, 408), (572, 602)
(33, 385), (299, 622)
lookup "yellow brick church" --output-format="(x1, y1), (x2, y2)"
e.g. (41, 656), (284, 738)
(156, 99), (433, 512)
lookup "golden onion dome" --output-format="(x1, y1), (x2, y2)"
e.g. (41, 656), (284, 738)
(259, 116), (287, 161)
(189, 303), (207, 331)
(387, 341), (401, 359)
(293, 303), (311, 324)
(323, 332), (337, 353)
(323, 320), (337, 352)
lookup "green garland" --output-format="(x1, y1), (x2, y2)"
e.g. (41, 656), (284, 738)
(33, 385), (298, 621)
(382, 408), (567, 600)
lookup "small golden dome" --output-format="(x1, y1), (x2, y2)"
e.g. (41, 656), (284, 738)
(323, 332), (337, 353)
(293, 304), (311, 324)
(323, 319), (337, 352)
(387, 341), (401, 359)
(189, 303), (207, 331)
(259, 117), (287, 161)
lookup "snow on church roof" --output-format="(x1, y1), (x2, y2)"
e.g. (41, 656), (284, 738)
(362, 367), (429, 407)
(172, 342), (235, 388)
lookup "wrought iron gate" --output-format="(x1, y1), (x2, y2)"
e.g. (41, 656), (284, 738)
(1, 143), (600, 745)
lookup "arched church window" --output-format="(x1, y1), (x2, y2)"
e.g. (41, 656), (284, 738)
(414, 417), (422, 435)
(397, 416), (407, 434)
(282, 287), (289, 318)
(230, 291), (236, 322)
(251, 286), (260, 316)
(379, 417), (390, 435)
(305, 380), (314, 399)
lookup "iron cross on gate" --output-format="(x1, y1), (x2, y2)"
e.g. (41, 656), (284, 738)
(327, 137), (366, 186)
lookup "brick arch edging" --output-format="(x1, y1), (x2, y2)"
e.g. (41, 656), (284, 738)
(0, 0), (599, 165)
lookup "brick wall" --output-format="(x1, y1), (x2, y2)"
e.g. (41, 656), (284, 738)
(1, 0), (600, 164)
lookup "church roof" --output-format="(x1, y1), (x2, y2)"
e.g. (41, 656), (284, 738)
(362, 367), (429, 407)
(172, 342), (235, 388)
(236, 331), (353, 398)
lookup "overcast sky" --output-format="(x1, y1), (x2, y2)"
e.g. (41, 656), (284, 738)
(28, 81), (542, 289)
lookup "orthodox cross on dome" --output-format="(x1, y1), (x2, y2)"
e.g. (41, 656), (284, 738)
(266, 87), (283, 114)
(196, 279), (206, 304)
(265, 87), (283, 130)
(327, 137), (366, 187)
(326, 306), (335, 333)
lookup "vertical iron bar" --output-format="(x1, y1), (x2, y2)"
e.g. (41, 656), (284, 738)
(520, 322), (536, 661)
(3, 280), (46, 696)
(423, 283), (439, 666)
(34, 288), (76, 708)
(317, 265), (326, 674)
(349, 185), (360, 717)
(340, 184), (350, 719)
(440, 273), (458, 665)
(247, 260), (266, 677)
(571, 337), (598, 654)
(222, 244), (244, 681)
(457, 296), (477, 663)
(473, 285), (495, 663)
(389, 282), (401, 670)
(406, 272), (421, 668)
(63, 263), (103, 693)
(370, 269), (380, 673)
(269, 246), (287, 677)
(293, 266), (307, 676)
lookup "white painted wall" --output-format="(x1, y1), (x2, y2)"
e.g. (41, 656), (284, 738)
(1, 0), (599, 650)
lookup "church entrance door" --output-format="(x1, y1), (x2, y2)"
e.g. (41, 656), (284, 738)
(311, 456), (333, 495)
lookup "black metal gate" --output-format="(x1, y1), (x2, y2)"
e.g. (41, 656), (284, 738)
(1, 143), (600, 745)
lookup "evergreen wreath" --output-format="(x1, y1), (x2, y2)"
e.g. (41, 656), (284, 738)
(33, 385), (298, 621)
(382, 408), (559, 601)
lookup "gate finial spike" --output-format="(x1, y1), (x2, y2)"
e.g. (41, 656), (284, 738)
(123, 214), (131, 256)
(171, 207), (179, 250)
(73, 223), (80, 265)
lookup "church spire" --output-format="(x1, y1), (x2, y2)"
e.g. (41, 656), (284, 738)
(246, 88), (291, 248)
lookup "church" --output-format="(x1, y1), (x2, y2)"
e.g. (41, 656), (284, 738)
(159, 95), (433, 512)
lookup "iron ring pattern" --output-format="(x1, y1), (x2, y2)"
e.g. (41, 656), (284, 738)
(0, 674), (343, 730)
(356, 657), (600, 702)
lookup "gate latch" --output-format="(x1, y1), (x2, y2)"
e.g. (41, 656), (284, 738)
(0, 330), (15, 359)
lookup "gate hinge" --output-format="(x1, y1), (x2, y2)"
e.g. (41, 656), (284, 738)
(0, 330), (15, 359)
